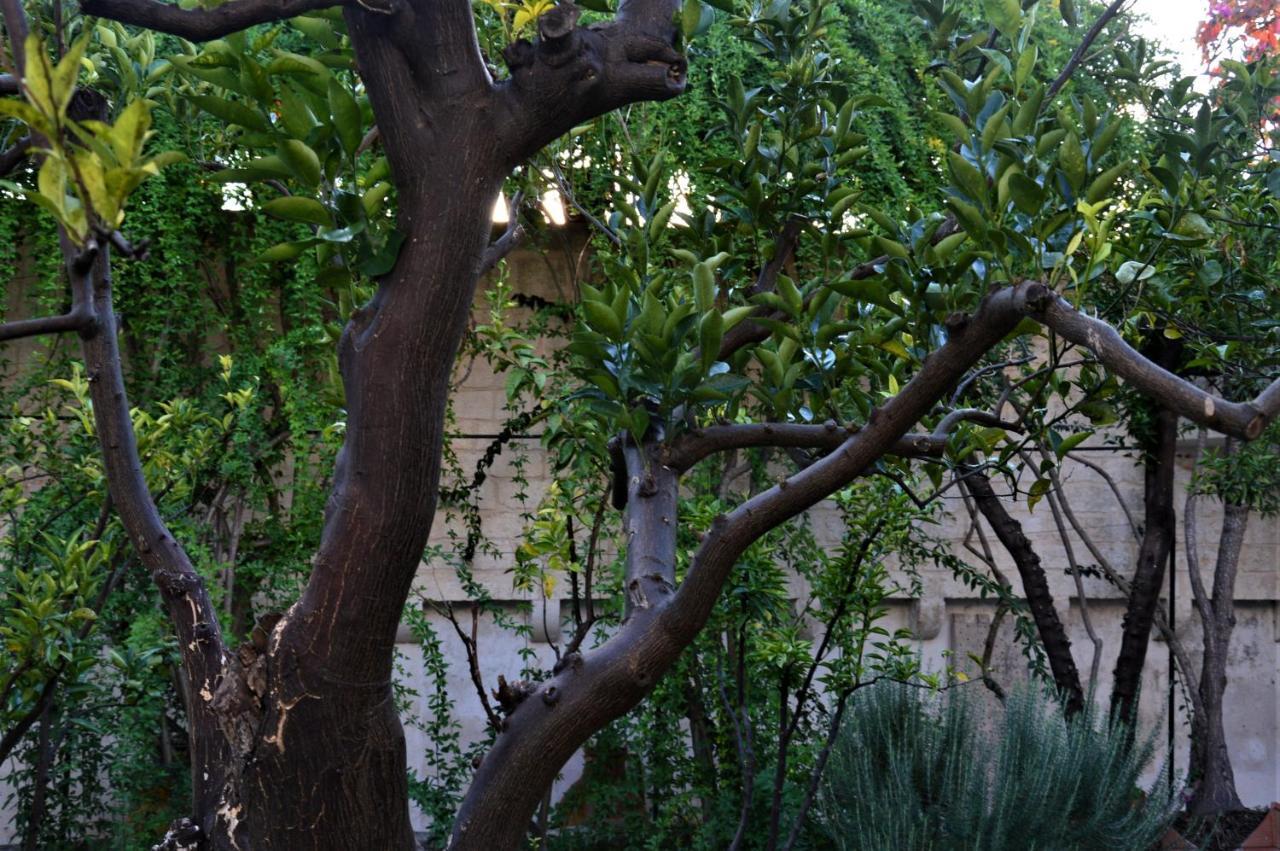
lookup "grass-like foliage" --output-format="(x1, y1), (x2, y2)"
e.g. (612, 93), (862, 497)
(817, 682), (1176, 850)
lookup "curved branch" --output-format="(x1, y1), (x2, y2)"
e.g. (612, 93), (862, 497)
(0, 242), (97, 343)
(1033, 292), (1278, 439)
(0, 134), (32, 176)
(76, 239), (229, 831)
(496, 1), (686, 163)
(664, 422), (945, 474)
(962, 468), (1085, 717)
(1046, 0), (1129, 98)
(0, 308), (94, 342)
(478, 192), (526, 276)
(80, 0), (346, 41)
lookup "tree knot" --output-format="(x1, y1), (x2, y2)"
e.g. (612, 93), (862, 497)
(493, 675), (537, 715)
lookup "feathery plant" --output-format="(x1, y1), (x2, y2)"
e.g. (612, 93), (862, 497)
(818, 683), (1175, 850)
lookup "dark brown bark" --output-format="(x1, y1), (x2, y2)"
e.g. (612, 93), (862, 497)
(964, 469), (1085, 717)
(77, 242), (233, 841)
(1110, 405), (1178, 722)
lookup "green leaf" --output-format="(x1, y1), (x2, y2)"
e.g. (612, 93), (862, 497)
(266, 51), (331, 79)
(1086, 162), (1128, 204)
(699, 310), (723, 373)
(693, 263), (716, 313)
(328, 79), (362, 156)
(189, 95), (272, 133)
(1115, 260), (1155, 285)
(1026, 477), (1051, 512)
(278, 139), (322, 186)
(947, 151), (987, 204)
(582, 300), (624, 340)
(261, 196), (332, 225)
(1005, 171), (1043, 214)
(1055, 431), (1092, 458)
(1015, 45), (1037, 89)
(981, 0), (1022, 35)
(1058, 130), (1085, 191)
(253, 241), (307, 263)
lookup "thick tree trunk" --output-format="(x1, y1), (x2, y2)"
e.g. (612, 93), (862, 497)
(1110, 405), (1178, 723)
(209, 161), (503, 851)
(964, 469), (1085, 716)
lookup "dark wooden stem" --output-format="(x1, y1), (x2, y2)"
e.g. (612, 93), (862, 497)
(1046, 0), (1129, 98)
(1110, 405), (1178, 722)
(78, 0), (349, 41)
(963, 468), (1085, 717)
(76, 241), (230, 837)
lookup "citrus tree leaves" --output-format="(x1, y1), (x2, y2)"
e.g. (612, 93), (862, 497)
(168, 18), (402, 284)
(0, 34), (182, 241)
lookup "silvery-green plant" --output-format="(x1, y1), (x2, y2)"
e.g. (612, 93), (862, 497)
(818, 683), (1176, 850)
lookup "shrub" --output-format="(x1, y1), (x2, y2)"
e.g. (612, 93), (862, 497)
(817, 683), (1175, 850)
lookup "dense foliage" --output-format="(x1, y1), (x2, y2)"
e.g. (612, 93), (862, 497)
(817, 683), (1174, 850)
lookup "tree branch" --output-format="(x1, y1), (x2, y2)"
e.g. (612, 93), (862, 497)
(664, 422), (945, 474)
(1034, 292), (1278, 439)
(478, 192), (526, 276)
(621, 440), (678, 618)
(0, 133), (28, 176)
(963, 467), (1085, 716)
(79, 0), (348, 41)
(496, 0), (686, 163)
(75, 239), (229, 829)
(1047, 0), (1129, 98)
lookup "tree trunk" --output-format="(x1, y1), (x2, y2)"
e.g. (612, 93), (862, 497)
(1110, 404), (1178, 723)
(1188, 499), (1248, 815)
(964, 469), (1085, 716)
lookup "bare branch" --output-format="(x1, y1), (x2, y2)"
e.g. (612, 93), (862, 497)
(1032, 290), (1278, 439)
(0, 134), (31, 176)
(0, 309), (94, 343)
(0, 239), (97, 344)
(478, 191), (525, 276)
(79, 0), (347, 41)
(1184, 429), (1214, 631)
(751, 218), (804, 295)
(1047, 0), (1129, 98)
(664, 421), (945, 474)
(439, 602), (503, 732)
(963, 467), (1085, 716)
(1065, 450), (1141, 540)
(931, 407), (1021, 439)
(1037, 460), (1104, 688)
